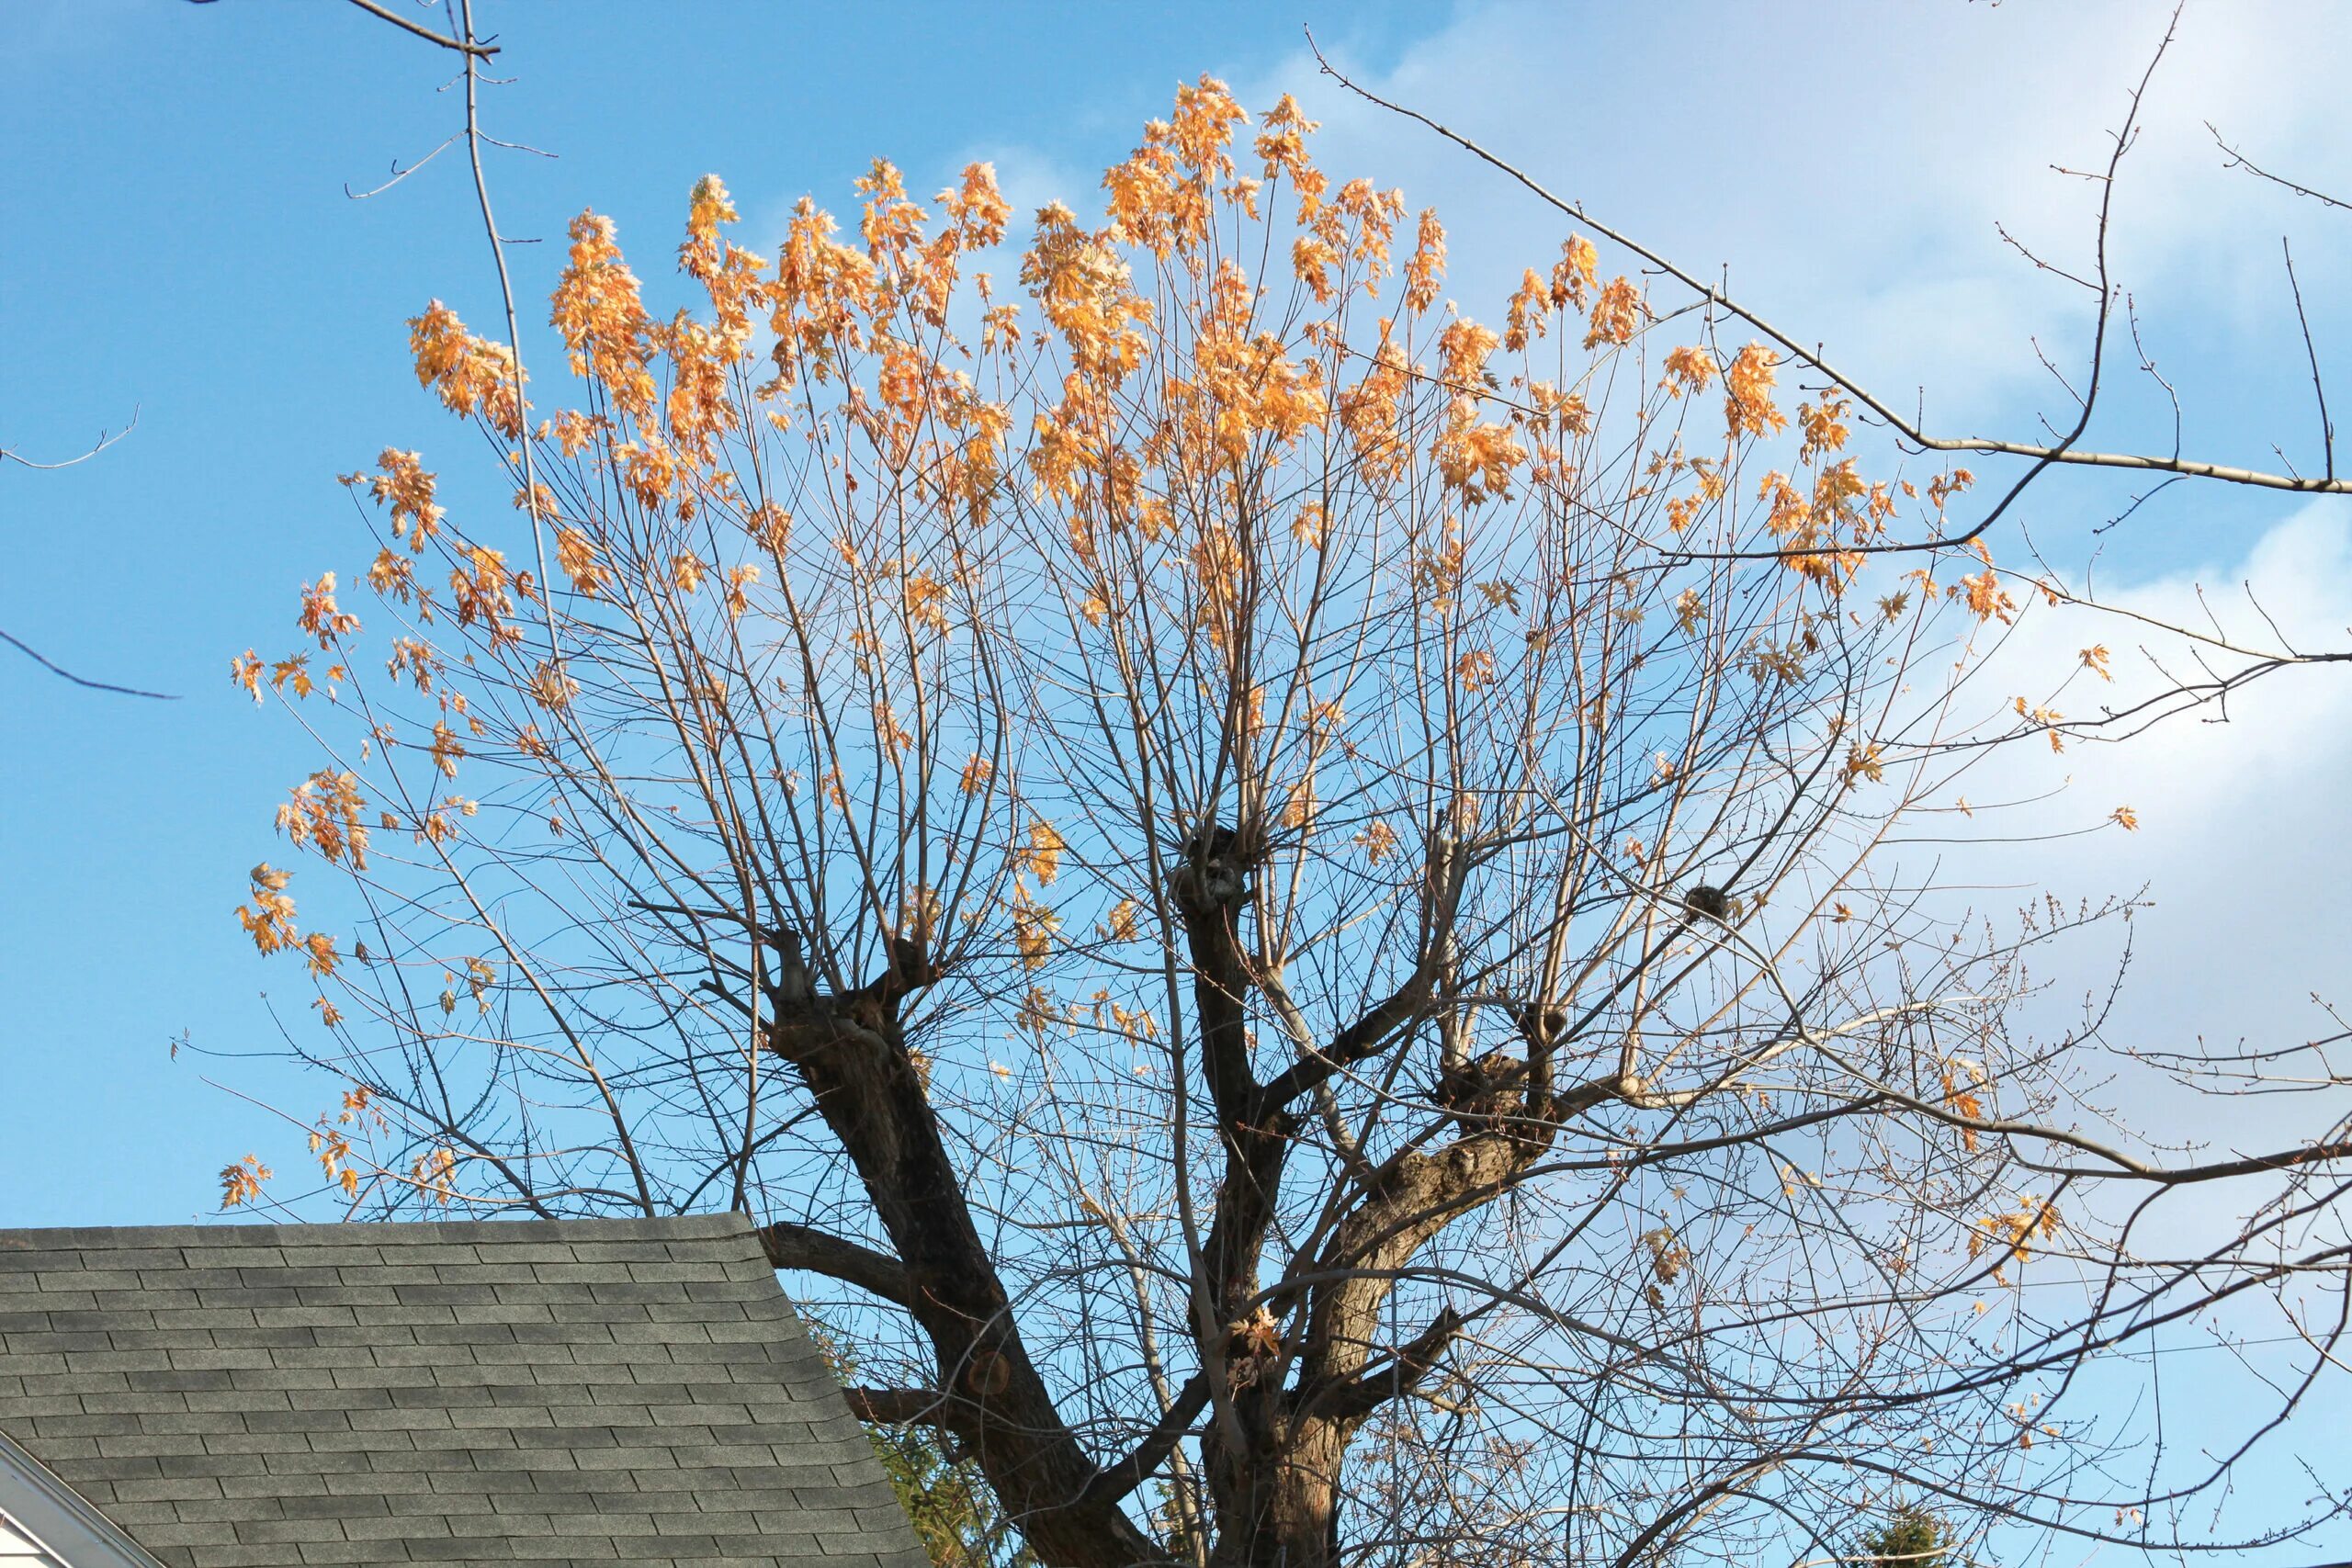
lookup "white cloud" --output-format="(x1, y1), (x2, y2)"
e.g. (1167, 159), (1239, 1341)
(1945, 504), (2352, 1190)
(1238, 0), (2352, 423)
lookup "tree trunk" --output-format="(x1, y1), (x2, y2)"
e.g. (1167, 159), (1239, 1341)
(1206, 1407), (1352, 1568)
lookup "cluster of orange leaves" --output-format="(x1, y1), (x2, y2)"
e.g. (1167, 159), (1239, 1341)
(308, 1086), (384, 1201)
(218, 1154), (271, 1208)
(1971, 1199), (2063, 1286)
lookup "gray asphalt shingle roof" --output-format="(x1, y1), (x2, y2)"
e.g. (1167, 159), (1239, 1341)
(0, 1215), (928, 1568)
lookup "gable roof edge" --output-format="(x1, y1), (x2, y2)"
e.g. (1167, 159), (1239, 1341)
(0, 1425), (170, 1568)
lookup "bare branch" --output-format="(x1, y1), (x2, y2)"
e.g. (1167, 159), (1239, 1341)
(2281, 236), (2335, 480)
(340, 0), (497, 57)
(0, 407), (139, 469)
(2210, 120), (2352, 212)
(0, 628), (179, 700)
(756, 1220), (914, 1310)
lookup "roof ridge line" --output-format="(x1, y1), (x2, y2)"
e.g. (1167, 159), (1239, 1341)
(0, 1213), (756, 1250)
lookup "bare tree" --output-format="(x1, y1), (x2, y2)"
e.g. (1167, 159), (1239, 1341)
(217, 55), (2351, 1568)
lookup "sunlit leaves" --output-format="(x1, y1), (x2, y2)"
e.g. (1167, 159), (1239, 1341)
(1402, 208), (1445, 313)
(555, 526), (609, 597)
(1549, 232), (1599, 310)
(297, 573), (359, 649)
(723, 563), (760, 620)
(1723, 343), (1788, 440)
(551, 212), (656, 416)
(1582, 276), (1643, 350)
(277, 772), (369, 871)
(1973, 1199), (2063, 1286)
(413, 1145), (459, 1205)
(528, 660), (577, 711)
(1011, 889), (1058, 972)
(235, 862), (299, 957)
(428, 719), (467, 779)
(448, 546), (516, 633)
(218, 1154), (271, 1209)
(1661, 344), (1716, 398)
(409, 301), (527, 437)
(1942, 1068), (1986, 1152)
(1453, 649), (1498, 691)
(1022, 820), (1067, 886)
(1023, 201), (1151, 381)
(2013, 697), (2065, 752)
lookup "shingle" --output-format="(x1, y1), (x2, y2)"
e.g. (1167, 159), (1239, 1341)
(198, 1286), (300, 1310)
(184, 1546), (286, 1568)
(194, 1431), (315, 1457)
(505, 1538), (616, 1560)
(234, 1517), (352, 1545)
(220, 1472), (328, 1500)
(278, 1495), (394, 1521)
(108, 1475), (226, 1504)
(327, 1364), (437, 1390)
(225, 1368), (336, 1393)
(410, 1536), (514, 1562)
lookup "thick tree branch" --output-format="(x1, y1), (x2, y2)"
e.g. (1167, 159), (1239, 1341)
(844, 1385), (983, 1442)
(1256, 966), (1439, 1115)
(1306, 1306), (1462, 1424)
(757, 1220), (914, 1310)
(765, 964), (1163, 1567)
(1078, 1373), (1211, 1508)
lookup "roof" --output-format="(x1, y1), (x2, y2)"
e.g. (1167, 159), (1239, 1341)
(0, 1216), (927, 1568)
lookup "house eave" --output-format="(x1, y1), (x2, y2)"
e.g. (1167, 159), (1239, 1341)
(0, 1425), (171, 1568)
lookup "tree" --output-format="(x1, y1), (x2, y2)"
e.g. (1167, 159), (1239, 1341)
(1849, 1505), (1955, 1568)
(223, 72), (2352, 1568)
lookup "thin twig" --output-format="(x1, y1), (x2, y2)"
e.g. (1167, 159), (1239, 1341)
(0, 627), (178, 700)
(1995, 220), (2099, 292)
(0, 408), (140, 469)
(2280, 236), (2334, 481)
(341, 0), (496, 57)
(2210, 121), (2352, 213)
(345, 133), (460, 199)
(456, 0), (559, 655)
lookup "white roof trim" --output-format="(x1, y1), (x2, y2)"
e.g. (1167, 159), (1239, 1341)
(0, 1429), (165, 1568)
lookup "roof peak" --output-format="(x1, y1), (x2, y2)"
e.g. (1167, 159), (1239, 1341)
(0, 1213), (756, 1252)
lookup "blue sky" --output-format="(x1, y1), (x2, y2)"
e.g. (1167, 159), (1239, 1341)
(0, 0), (1444, 1222)
(5, 2), (2350, 1559)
